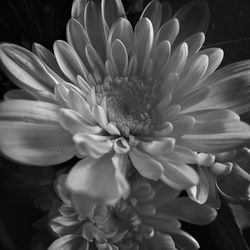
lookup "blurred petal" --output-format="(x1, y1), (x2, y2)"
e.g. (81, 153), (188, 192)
(48, 235), (85, 250)
(171, 230), (199, 250)
(66, 153), (129, 205)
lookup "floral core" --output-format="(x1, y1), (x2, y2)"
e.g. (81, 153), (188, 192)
(96, 76), (153, 137)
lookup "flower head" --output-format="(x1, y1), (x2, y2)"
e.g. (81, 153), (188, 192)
(48, 174), (216, 250)
(1, 0), (250, 205)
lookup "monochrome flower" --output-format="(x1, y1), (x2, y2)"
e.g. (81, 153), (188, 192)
(48, 174), (217, 250)
(0, 0), (250, 205)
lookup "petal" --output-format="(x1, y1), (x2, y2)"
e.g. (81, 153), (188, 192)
(110, 39), (128, 76)
(160, 1), (172, 25)
(73, 133), (113, 158)
(0, 43), (55, 98)
(107, 18), (133, 55)
(54, 40), (88, 84)
(66, 18), (91, 71)
(129, 147), (164, 180)
(0, 119), (74, 166)
(182, 110), (250, 152)
(173, 1), (209, 47)
(168, 42), (188, 74)
(157, 18), (180, 45)
(160, 159), (199, 190)
(101, 0), (126, 28)
(134, 18), (154, 75)
(85, 1), (107, 61)
(197, 60), (250, 114)
(160, 197), (217, 225)
(4, 89), (35, 101)
(187, 166), (210, 204)
(139, 138), (175, 155)
(66, 153), (129, 205)
(185, 32), (205, 57)
(171, 230), (199, 250)
(32, 43), (67, 83)
(48, 235), (85, 250)
(140, 0), (162, 32)
(59, 108), (102, 135)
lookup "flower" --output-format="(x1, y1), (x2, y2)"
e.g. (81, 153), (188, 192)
(48, 174), (217, 250)
(1, 0), (250, 206)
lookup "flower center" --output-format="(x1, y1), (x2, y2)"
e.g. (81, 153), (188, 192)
(96, 76), (153, 137)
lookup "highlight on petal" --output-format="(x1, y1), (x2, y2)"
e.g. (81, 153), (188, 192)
(101, 0), (126, 28)
(140, 0), (162, 32)
(54, 40), (88, 84)
(160, 159), (199, 190)
(0, 43), (56, 98)
(66, 153), (129, 205)
(48, 235), (83, 250)
(129, 147), (164, 180)
(160, 197), (217, 225)
(0, 101), (75, 166)
(174, 0), (209, 47)
(73, 133), (113, 158)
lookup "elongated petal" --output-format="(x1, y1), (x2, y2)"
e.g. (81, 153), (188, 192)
(0, 43), (56, 98)
(160, 159), (199, 190)
(85, 1), (106, 61)
(48, 235), (84, 250)
(111, 39), (128, 76)
(182, 110), (250, 152)
(0, 121), (74, 166)
(161, 197), (217, 225)
(66, 18), (91, 71)
(129, 147), (164, 180)
(4, 89), (35, 100)
(134, 18), (154, 74)
(32, 43), (67, 83)
(140, 0), (162, 32)
(54, 40), (88, 84)
(196, 60), (250, 114)
(171, 230), (199, 250)
(73, 133), (113, 158)
(66, 153), (129, 205)
(101, 0), (126, 28)
(187, 166), (209, 204)
(174, 1), (209, 48)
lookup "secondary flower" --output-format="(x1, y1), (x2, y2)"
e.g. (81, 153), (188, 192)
(0, 0), (250, 205)
(48, 174), (217, 250)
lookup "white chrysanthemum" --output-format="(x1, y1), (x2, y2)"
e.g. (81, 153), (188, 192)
(48, 174), (217, 250)
(0, 0), (250, 205)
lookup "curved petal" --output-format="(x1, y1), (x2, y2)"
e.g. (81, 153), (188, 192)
(66, 153), (129, 205)
(0, 43), (56, 100)
(182, 110), (250, 152)
(48, 235), (85, 250)
(129, 147), (164, 180)
(159, 197), (217, 225)
(101, 0), (126, 28)
(171, 230), (199, 250)
(160, 159), (199, 190)
(194, 60), (250, 114)
(140, 0), (162, 32)
(173, 1), (209, 48)
(54, 40), (88, 84)
(0, 121), (74, 166)
(4, 89), (35, 100)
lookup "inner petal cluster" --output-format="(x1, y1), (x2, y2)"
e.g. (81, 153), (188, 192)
(96, 76), (154, 137)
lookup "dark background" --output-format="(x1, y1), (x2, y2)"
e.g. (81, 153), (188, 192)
(0, 0), (250, 249)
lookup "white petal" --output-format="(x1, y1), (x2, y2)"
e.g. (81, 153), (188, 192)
(66, 153), (129, 205)
(140, 0), (162, 32)
(129, 147), (164, 180)
(101, 0), (126, 28)
(54, 40), (88, 84)
(134, 18), (154, 75)
(160, 159), (199, 189)
(110, 39), (128, 76)
(73, 133), (113, 158)
(157, 18), (179, 44)
(0, 43), (55, 98)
